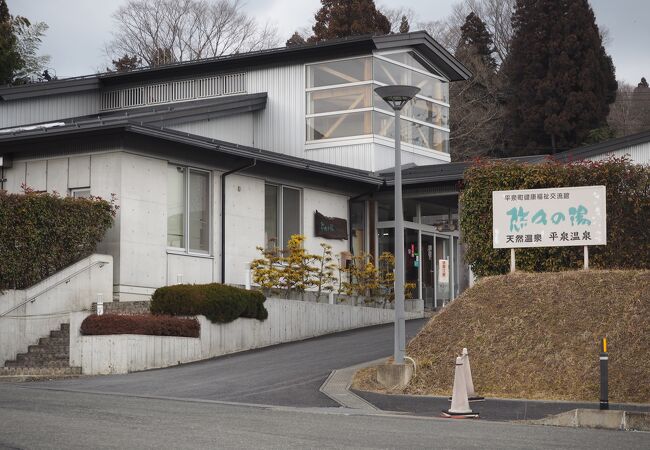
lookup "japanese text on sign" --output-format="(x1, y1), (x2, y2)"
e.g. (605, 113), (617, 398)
(492, 186), (606, 249)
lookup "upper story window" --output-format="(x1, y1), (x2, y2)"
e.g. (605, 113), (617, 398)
(305, 51), (450, 154)
(167, 164), (211, 254)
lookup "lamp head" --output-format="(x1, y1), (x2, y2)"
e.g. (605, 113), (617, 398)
(374, 85), (420, 111)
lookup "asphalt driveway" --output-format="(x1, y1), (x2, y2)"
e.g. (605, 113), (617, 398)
(25, 319), (427, 407)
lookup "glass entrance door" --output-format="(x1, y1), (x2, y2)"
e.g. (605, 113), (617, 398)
(421, 234), (435, 309)
(435, 236), (451, 308)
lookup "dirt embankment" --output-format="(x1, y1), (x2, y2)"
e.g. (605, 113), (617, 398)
(353, 270), (650, 404)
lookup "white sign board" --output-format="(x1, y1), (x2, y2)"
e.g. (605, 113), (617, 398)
(438, 259), (449, 283)
(493, 186), (606, 249)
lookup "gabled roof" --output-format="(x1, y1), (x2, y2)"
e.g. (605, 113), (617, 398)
(554, 129), (650, 161)
(0, 31), (470, 101)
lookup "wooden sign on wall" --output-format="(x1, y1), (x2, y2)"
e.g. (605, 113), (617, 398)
(314, 210), (348, 240)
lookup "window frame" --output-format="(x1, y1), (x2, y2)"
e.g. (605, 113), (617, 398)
(304, 51), (451, 154)
(70, 187), (91, 199)
(166, 164), (212, 256)
(264, 183), (303, 250)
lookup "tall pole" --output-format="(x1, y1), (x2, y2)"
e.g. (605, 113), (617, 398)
(394, 108), (405, 365)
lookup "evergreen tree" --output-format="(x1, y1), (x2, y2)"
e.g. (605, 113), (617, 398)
(450, 12), (504, 160)
(286, 31), (306, 47)
(109, 54), (141, 72)
(309, 0), (391, 42)
(503, 0), (617, 154)
(398, 15), (409, 34)
(0, 0), (23, 85)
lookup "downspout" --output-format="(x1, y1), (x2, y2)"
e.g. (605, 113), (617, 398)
(221, 158), (257, 284)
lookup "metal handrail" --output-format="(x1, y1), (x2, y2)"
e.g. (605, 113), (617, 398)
(0, 260), (109, 318)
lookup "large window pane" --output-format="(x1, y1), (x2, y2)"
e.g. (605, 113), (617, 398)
(167, 165), (185, 248)
(307, 84), (372, 114)
(381, 51), (442, 77)
(307, 111), (372, 140)
(374, 58), (448, 103)
(307, 57), (372, 88)
(189, 170), (209, 253)
(264, 184), (278, 248)
(374, 112), (450, 153)
(282, 187), (301, 248)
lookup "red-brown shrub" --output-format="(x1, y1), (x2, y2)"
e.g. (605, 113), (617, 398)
(80, 314), (199, 337)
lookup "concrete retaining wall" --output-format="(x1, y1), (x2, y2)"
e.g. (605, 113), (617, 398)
(70, 298), (424, 375)
(0, 254), (113, 365)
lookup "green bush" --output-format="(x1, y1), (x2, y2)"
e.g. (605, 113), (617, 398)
(150, 283), (268, 323)
(460, 157), (650, 276)
(0, 189), (117, 290)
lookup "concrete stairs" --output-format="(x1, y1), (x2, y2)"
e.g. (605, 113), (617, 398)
(0, 323), (82, 378)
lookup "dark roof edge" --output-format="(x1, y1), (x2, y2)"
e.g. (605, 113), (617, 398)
(0, 77), (100, 101)
(555, 129), (650, 160)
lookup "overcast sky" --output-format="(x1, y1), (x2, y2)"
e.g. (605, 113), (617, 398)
(7, 0), (648, 85)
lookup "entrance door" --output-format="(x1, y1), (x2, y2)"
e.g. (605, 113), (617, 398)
(435, 236), (451, 308)
(421, 234), (435, 309)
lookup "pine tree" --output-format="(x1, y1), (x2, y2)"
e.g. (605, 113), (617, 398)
(503, 0), (617, 154)
(109, 54), (141, 72)
(0, 0), (23, 85)
(309, 0), (391, 42)
(450, 12), (503, 160)
(286, 31), (306, 47)
(398, 15), (409, 34)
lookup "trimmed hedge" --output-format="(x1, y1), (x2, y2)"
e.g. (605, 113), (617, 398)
(0, 189), (117, 290)
(150, 283), (268, 323)
(80, 314), (200, 337)
(460, 157), (650, 276)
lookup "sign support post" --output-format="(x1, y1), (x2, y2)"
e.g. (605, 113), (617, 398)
(510, 248), (516, 273)
(584, 245), (589, 270)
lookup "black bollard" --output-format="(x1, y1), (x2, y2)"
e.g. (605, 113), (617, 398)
(600, 337), (608, 410)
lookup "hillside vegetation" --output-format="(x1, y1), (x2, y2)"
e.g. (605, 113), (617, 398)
(357, 270), (650, 403)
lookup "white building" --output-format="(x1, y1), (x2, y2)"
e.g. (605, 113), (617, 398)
(2, 31), (647, 309)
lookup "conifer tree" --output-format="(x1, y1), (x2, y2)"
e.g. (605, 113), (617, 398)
(0, 0), (22, 85)
(286, 31), (306, 47)
(450, 12), (503, 160)
(503, 0), (617, 154)
(309, 0), (391, 42)
(398, 15), (410, 34)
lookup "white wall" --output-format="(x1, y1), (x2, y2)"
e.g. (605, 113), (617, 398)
(302, 187), (350, 260)
(169, 113), (254, 146)
(224, 174), (265, 286)
(0, 92), (100, 129)
(0, 255), (112, 365)
(69, 297), (424, 375)
(587, 142), (650, 165)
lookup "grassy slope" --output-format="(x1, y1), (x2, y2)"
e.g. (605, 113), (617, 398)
(359, 270), (650, 403)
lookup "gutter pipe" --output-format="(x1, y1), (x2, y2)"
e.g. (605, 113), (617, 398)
(221, 158), (257, 283)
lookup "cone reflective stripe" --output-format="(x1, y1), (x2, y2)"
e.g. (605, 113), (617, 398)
(462, 348), (484, 402)
(442, 356), (478, 418)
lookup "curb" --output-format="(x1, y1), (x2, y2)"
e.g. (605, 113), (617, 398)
(319, 358), (386, 411)
(528, 408), (650, 432)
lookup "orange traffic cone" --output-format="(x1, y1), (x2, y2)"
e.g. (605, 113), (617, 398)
(462, 348), (484, 402)
(441, 356), (479, 418)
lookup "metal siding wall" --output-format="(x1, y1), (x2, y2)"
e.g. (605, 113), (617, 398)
(0, 92), (100, 128)
(169, 114), (254, 146)
(305, 143), (374, 170)
(587, 142), (650, 164)
(249, 64), (305, 158)
(373, 141), (448, 171)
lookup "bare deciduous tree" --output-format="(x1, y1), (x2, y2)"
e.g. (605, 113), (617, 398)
(107, 0), (279, 67)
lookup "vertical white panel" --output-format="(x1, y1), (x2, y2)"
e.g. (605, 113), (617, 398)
(25, 160), (47, 191)
(0, 92), (100, 129)
(4, 162), (26, 193)
(68, 155), (91, 188)
(46, 158), (69, 194)
(169, 114), (254, 146)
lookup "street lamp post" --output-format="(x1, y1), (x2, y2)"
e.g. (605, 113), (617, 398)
(374, 85), (420, 365)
